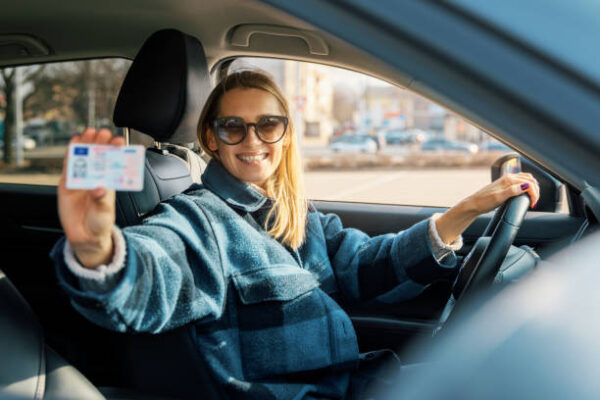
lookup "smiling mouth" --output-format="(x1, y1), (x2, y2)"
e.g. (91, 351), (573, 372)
(237, 153), (268, 164)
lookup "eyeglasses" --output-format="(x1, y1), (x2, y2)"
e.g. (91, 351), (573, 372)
(213, 115), (288, 145)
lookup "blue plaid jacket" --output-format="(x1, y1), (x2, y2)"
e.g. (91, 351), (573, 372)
(51, 160), (457, 399)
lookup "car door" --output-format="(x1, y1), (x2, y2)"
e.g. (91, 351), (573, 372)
(315, 198), (583, 354)
(0, 58), (133, 384)
(251, 0), (600, 358)
(225, 56), (586, 354)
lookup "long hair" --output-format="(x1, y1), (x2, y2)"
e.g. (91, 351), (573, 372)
(198, 70), (307, 249)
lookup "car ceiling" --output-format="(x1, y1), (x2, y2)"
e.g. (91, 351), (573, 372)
(0, 0), (404, 85)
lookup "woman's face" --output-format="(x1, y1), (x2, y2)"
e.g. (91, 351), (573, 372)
(207, 88), (288, 188)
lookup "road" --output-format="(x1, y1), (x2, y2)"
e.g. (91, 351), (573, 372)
(0, 167), (490, 208)
(305, 168), (489, 207)
(2, 143), (495, 207)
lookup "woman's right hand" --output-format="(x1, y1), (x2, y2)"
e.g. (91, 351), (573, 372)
(58, 128), (125, 268)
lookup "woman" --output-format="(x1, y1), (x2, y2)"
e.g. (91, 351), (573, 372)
(51, 71), (539, 399)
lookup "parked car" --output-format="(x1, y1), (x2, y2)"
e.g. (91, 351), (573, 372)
(330, 134), (377, 153)
(0, 125), (37, 151)
(421, 138), (479, 153)
(385, 128), (427, 145)
(24, 119), (77, 146)
(481, 140), (512, 152)
(23, 119), (53, 146)
(0, 0), (598, 399)
(0, 135), (36, 151)
(385, 129), (413, 145)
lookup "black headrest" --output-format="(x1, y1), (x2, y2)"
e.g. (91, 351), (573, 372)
(113, 29), (211, 144)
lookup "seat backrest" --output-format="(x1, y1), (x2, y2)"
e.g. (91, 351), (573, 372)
(114, 28), (211, 226)
(0, 270), (104, 399)
(111, 29), (220, 399)
(124, 328), (220, 399)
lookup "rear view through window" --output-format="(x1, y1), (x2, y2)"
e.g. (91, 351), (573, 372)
(0, 59), (131, 185)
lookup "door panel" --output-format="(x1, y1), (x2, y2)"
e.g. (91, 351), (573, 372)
(313, 199), (584, 353)
(0, 184), (584, 362)
(0, 183), (138, 385)
(313, 200), (583, 254)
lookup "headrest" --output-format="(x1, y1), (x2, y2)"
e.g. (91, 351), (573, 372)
(113, 29), (211, 144)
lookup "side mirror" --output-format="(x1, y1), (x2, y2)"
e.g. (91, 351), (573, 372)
(491, 153), (565, 212)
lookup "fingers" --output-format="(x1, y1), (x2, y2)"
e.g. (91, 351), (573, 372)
(90, 187), (107, 200)
(518, 173), (540, 209)
(80, 127), (96, 143)
(109, 135), (126, 147)
(503, 173), (540, 209)
(90, 186), (116, 217)
(95, 128), (113, 145)
(79, 127), (116, 144)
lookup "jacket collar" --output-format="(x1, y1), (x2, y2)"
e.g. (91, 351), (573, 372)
(200, 160), (268, 212)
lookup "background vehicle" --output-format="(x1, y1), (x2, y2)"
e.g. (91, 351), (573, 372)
(0, 123), (36, 152)
(384, 128), (426, 145)
(0, 0), (598, 398)
(385, 129), (413, 145)
(23, 119), (52, 146)
(330, 134), (377, 153)
(420, 137), (479, 153)
(0, 135), (36, 151)
(24, 119), (77, 146)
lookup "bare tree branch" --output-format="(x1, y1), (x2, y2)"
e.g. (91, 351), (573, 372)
(23, 65), (46, 82)
(1, 67), (15, 83)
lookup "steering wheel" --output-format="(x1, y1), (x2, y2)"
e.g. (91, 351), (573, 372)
(433, 192), (531, 336)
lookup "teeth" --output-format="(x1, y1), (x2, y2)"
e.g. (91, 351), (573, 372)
(238, 154), (267, 163)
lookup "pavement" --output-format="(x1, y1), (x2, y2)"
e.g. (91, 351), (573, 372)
(305, 168), (489, 207)
(0, 167), (491, 208)
(2, 144), (494, 208)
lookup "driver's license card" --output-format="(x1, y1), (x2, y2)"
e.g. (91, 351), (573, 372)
(66, 143), (145, 191)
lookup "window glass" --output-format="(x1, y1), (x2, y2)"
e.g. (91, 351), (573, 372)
(230, 58), (550, 209)
(0, 59), (131, 185)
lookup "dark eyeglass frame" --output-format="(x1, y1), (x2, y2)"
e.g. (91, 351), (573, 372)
(213, 115), (289, 145)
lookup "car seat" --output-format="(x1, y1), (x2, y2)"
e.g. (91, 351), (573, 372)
(114, 28), (210, 227)
(1, 28), (219, 400)
(111, 29), (220, 399)
(0, 268), (106, 399)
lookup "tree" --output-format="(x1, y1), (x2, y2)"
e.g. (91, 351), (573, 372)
(0, 59), (130, 164)
(0, 65), (44, 164)
(23, 59), (129, 130)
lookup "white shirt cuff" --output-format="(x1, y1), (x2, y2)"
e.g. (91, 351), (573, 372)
(63, 226), (127, 293)
(428, 213), (463, 262)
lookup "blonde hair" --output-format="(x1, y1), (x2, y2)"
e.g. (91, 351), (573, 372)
(198, 70), (307, 249)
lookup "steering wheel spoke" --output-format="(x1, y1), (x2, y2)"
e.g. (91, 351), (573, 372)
(434, 193), (531, 336)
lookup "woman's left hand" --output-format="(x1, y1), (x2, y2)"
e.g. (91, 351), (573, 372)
(462, 172), (540, 215)
(435, 173), (540, 245)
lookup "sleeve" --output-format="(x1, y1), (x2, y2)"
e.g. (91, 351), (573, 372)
(428, 213), (463, 262)
(63, 226), (127, 293)
(50, 197), (227, 334)
(318, 212), (459, 304)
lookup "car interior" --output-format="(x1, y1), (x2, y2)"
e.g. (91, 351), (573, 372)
(0, 0), (598, 399)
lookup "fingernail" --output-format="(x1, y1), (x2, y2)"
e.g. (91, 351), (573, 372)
(520, 183), (530, 190)
(532, 201), (538, 209)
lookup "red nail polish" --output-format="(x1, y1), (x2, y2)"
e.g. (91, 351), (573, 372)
(521, 183), (530, 190)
